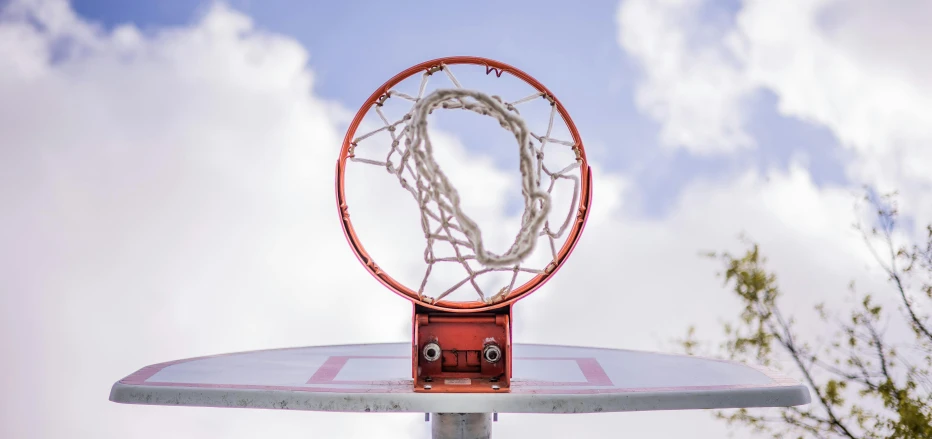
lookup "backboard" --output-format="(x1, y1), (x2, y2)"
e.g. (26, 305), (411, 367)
(110, 342), (810, 414)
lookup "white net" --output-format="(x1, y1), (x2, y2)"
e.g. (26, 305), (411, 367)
(348, 63), (582, 305)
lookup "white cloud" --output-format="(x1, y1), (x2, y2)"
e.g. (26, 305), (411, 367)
(617, 0), (755, 153)
(617, 0), (932, 227)
(0, 1), (422, 437)
(734, 0), (932, 223)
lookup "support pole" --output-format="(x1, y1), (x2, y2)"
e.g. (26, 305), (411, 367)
(431, 413), (492, 439)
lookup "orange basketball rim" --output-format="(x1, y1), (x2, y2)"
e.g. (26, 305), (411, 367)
(335, 56), (593, 313)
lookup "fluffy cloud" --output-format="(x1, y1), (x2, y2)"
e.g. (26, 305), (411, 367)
(735, 0), (932, 222)
(0, 1), (422, 437)
(618, 0), (932, 226)
(616, 0), (755, 153)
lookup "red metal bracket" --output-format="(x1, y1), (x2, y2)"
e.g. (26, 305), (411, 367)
(412, 304), (512, 393)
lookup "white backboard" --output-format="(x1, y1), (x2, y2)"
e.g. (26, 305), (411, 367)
(110, 343), (810, 413)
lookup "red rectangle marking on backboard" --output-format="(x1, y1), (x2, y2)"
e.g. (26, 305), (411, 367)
(306, 356), (613, 387)
(307, 356), (408, 385)
(516, 357), (613, 387)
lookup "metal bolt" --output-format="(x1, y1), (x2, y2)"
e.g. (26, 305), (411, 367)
(423, 343), (441, 362)
(483, 344), (503, 363)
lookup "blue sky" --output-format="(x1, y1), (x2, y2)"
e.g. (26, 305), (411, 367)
(69, 0), (847, 218)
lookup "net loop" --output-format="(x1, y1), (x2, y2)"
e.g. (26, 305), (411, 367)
(407, 88), (552, 268)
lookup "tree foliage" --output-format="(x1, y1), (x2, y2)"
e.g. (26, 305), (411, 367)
(684, 193), (932, 438)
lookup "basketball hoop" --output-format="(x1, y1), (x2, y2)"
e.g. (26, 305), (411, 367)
(110, 55), (811, 439)
(336, 56), (593, 313)
(336, 56), (593, 394)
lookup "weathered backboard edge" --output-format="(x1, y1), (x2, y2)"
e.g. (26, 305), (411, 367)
(110, 382), (810, 414)
(109, 343), (810, 414)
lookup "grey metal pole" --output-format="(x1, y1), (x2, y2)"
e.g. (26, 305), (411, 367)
(431, 413), (492, 439)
